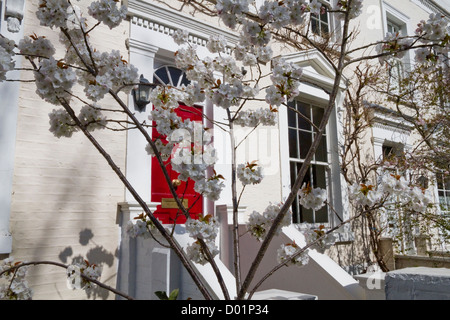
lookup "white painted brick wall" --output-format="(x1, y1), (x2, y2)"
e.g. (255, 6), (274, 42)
(7, 0), (130, 299)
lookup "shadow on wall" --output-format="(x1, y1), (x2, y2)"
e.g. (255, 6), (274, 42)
(58, 228), (118, 300)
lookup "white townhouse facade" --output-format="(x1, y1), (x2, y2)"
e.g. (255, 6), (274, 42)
(0, 0), (448, 299)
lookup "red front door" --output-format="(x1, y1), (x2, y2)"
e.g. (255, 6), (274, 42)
(151, 104), (203, 224)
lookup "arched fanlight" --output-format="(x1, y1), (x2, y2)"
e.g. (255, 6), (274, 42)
(153, 66), (190, 87)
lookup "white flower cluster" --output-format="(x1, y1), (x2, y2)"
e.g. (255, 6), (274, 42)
(237, 161), (264, 185)
(216, 0), (250, 29)
(145, 139), (173, 162)
(48, 105), (107, 138)
(276, 242), (309, 267)
(0, 38), (16, 81)
(173, 32), (256, 109)
(186, 240), (220, 266)
(125, 212), (161, 240)
(36, 0), (71, 29)
(298, 183), (327, 211)
(378, 13), (449, 65)
(349, 182), (383, 207)
(79, 50), (139, 102)
(185, 215), (220, 265)
(88, 0), (128, 29)
(34, 57), (77, 105)
(206, 35), (228, 54)
(172, 29), (190, 45)
(266, 58), (303, 106)
(67, 260), (102, 294)
(0, 258), (32, 300)
(349, 171), (434, 213)
(186, 215), (219, 241)
(194, 176), (225, 201)
(247, 203), (291, 241)
(414, 14), (449, 68)
(234, 108), (277, 127)
(303, 225), (337, 253)
(259, 0), (306, 29)
(217, 0), (362, 42)
(78, 105), (107, 131)
(126, 219), (151, 239)
(18, 35), (55, 59)
(335, 0), (364, 19)
(48, 108), (77, 138)
(415, 13), (450, 44)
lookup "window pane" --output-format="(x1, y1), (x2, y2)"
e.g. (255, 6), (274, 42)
(300, 164), (314, 223)
(300, 207), (314, 223)
(313, 165), (327, 189)
(289, 129), (299, 158)
(180, 72), (190, 86)
(315, 135), (328, 162)
(315, 205), (328, 223)
(155, 68), (170, 85)
(290, 162), (300, 222)
(288, 103), (297, 128)
(437, 175), (444, 190)
(320, 11), (328, 24)
(299, 131), (312, 159)
(168, 66), (183, 86)
(312, 106), (324, 129)
(445, 177), (450, 190)
(297, 102), (311, 130)
(311, 17), (319, 34)
(321, 21), (329, 35)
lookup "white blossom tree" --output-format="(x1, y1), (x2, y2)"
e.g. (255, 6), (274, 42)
(0, 0), (448, 300)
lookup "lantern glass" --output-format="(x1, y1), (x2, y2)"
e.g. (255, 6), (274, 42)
(133, 74), (151, 112)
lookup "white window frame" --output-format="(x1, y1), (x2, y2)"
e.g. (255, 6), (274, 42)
(287, 99), (331, 224)
(279, 50), (348, 230)
(436, 172), (450, 215)
(310, 0), (332, 37)
(381, 2), (414, 91)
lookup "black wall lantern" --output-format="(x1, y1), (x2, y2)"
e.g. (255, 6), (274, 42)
(132, 74), (152, 112)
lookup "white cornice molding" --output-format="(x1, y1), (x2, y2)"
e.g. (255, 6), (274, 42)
(411, 0), (450, 17)
(128, 38), (159, 56)
(127, 0), (240, 46)
(282, 49), (348, 92)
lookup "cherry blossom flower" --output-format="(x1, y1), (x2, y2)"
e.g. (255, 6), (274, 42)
(36, 0), (71, 29)
(237, 161), (264, 185)
(186, 214), (220, 241)
(247, 203), (291, 241)
(277, 242), (310, 267)
(349, 182), (383, 207)
(67, 260), (102, 294)
(298, 183), (327, 211)
(303, 225), (337, 253)
(88, 0), (127, 30)
(0, 258), (32, 300)
(186, 240), (219, 265)
(18, 35), (55, 59)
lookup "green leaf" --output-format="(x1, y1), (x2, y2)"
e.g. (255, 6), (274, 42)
(168, 289), (179, 300)
(154, 291), (169, 300)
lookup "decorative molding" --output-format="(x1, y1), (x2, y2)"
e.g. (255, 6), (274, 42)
(117, 201), (161, 221)
(127, 0), (238, 54)
(128, 38), (159, 57)
(216, 204), (248, 225)
(282, 49), (348, 92)
(411, 0), (450, 17)
(5, 0), (25, 33)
